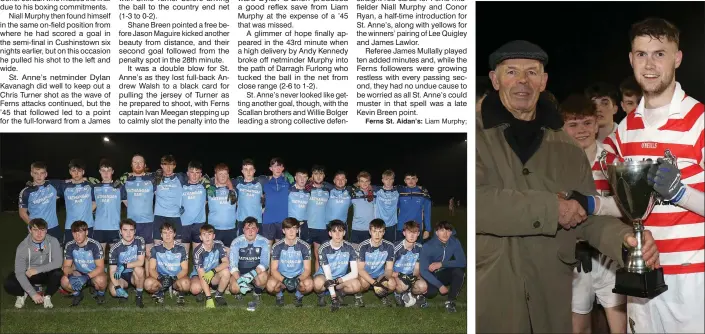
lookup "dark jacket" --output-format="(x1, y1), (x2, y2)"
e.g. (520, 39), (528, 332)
(419, 235), (466, 288)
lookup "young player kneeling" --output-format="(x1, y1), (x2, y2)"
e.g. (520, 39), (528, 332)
(190, 224), (230, 308)
(144, 222), (191, 306)
(229, 217), (270, 311)
(313, 219), (361, 312)
(107, 219), (146, 308)
(357, 219), (396, 307)
(392, 221), (428, 308)
(60, 221), (108, 306)
(266, 217), (314, 307)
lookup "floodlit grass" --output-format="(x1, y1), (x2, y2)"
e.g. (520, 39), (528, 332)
(0, 207), (467, 333)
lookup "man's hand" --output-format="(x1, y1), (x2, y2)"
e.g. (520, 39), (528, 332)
(203, 269), (216, 284)
(428, 262), (442, 272)
(423, 231), (430, 240)
(25, 268), (38, 278)
(31, 294), (44, 304)
(575, 241), (593, 273)
(439, 286), (449, 295)
(558, 198), (587, 230)
(69, 274), (88, 292)
(228, 190), (237, 205)
(114, 264), (126, 280)
(648, 158), (686, 202)
(624, 230), (660, 269)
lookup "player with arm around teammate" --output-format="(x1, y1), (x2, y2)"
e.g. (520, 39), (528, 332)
(60, 220), (108, 306)
(190, 224), (230, 308)
(107, 219), (146, 308)
(144, 222), (191, 306)
(313, 219), (361, 312)
(229, 216), (270, 311)
(266, 217), (314, 307)
(356, 218), (397, 307)
(392, 220), (428, 308)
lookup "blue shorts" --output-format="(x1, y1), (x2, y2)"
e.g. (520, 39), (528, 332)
(259, 223), (282, 241)
(383, 226), (397, 243)
(307, 226), (330, 245)
(153, 216), (182, 241)
(47, 226), (62, 242)
(119, 271), (134, 287)
(314, 266), (343, 280)
(136, 222), (154, 244)
(181, 223), (204, 244)
(64, 228), (93, 245)
(349, 230), (369, 244)
(215, 228), (238, 246)
(93, 230), (120, 244)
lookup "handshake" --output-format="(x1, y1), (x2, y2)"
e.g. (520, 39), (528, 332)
(556, 191), (591, 230)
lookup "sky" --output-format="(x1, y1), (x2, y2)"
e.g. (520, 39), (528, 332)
(0, 133), (468, 210)
(476, 1), (705, 103)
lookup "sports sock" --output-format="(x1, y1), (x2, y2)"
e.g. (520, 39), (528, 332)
(276, 291), (284, 298)
(72, 290), (80, 296)
(215, 290), (223, 297)
(96, 290), (105, 296)
(136, 288), (143, 297)
(295, 290), (303, 299)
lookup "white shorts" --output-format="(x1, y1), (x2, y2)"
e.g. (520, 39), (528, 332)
(627, 272), (704, 333)
(572, 254), (626, 314)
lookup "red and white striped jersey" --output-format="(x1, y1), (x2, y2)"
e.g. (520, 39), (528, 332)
(603, 82), (705, 275)
(590, 142), (619, 196)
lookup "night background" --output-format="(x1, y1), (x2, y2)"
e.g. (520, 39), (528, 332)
(476, 1), (705, 105)
(0, 133), (468, 211)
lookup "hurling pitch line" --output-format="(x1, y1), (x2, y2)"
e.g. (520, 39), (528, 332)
(2, 302), (466, 313)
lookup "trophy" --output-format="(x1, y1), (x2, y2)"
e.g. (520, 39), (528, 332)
(598, 150), (669, 299)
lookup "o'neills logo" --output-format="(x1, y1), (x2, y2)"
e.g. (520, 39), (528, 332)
(641, 142), (658, 149)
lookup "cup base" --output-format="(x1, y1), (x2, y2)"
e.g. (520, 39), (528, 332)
(612, 267), (668, 299)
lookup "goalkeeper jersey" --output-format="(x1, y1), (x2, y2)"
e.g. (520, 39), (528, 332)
(235, 178), (263, 223)
(272, 238), (311, 278)
(393, 240), (422, 275)
(151, 243), (188, 277)
(193, 240), (227, 273)
(93, 183), (126, 231)
(398, 186), (432, 232)
(207, 185), (237, 230)
(154, 173), (187, 218)
(19, 180), (62, 230)
(261, 175), (293, 225)
(63, 181), (94, 229)
(109, 237), (146, 273)
(64, 238), (103, 274)
(318, 240), (359, 279)
(306, 183), (331, 229)
(358, 239), (395, 279)
(325, 186), (352, 224)
(288, 185), (309, 221)
(181, 182), (206, 226)
(229, 234), (270, 272)
(374, 186), (399, 228)
(124, 174), (155, 224)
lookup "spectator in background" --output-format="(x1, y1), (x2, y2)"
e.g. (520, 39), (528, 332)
(619, 75), (642, 114)
(584, 82), (621, 141)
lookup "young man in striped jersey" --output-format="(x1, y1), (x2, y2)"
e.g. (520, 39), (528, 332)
(145, 222), (190, 306)
(19, 162), (64, 241)
(93, 159), (127, 254)
(392, 220), (427, 307)
(209, 163), (238, 248)
(60, 221), (107, 306)
(604, 18), (704, 334)
(560, 95), (626, 334)
(267, 217), (314, 307)
(357, 219), (396, 307)
(229, 217), (270, 311)
(313, 219), (361, 312)
(107, 219), (146, 308)
(303, 166), (333, 272)
(190, 224), (230, 308)
(62, 159), (95, 244)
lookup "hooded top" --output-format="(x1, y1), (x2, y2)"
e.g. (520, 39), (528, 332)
(14, 234), (62, 297)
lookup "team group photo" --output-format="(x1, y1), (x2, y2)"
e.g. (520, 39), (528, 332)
(0, 133), (468, 333)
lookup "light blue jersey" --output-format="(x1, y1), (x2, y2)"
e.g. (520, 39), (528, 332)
(272, 238), (311, 278)
(151, 243), (188, 277)
(154, 173), (187, 218)
(288, 185), (309, 221)
(393, 240), (422, 275)
(358, 239), (395, 279)
(64, 238), (103, 274)
(350, 187), (376, 231)
(229, 234), (270, 272)
(93, 183), (126, 231)
(317, 241), (359, 279)
(306, 183), (331, 229)
(63, 181), (94, 229)
(235, 179), (263, 223)
(192, 240), (227, 275)
(19, 181), (62, 230)
(325, 186), (352, 224)
(181, 182), (206, 226)
(124, 174), (155, 224)
(109, 237), (146, 273)
(374, 186), (399, 228)
(207, 186), (237, 230)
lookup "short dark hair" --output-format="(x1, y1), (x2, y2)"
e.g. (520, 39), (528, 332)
(282, 217), (299, 229)
(404, 172), (417, 178)
(369, 219), (385, 230)
(620, 75), (642, 99)
(161, 155), (176, 165)
(295, 168), (309, 176)
(99, 158), (113, 170)
(29, 218), (48, 230)
(311, 165), (325, 173)
(71, 220), (89, 232)
(630, 17), (680, 48)
(120, 219), (136, 229)
(435, 221), (455, 231)
(560, 94), (598, 121)
(160, 222), (175, 233)
(584, 82), (619, 105)
(68, 159), (85, 170)
(214, 163), (229, 173)
(403, 220), (420, 232)
(187, 161), (202, 171)
(199, 224), (215, 234)
(269, 157), (284, 167)
(243, 216), (259, 228)
(327, 219), (346, 232)
(242, 159), (255, 168)
(334, 170), (346, 178)
(30, 161), (47, 170)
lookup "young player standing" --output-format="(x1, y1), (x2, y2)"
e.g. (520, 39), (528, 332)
(19, 162), (64, 241)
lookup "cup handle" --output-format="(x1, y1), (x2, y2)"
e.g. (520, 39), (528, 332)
(598, 150), (609, 180)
